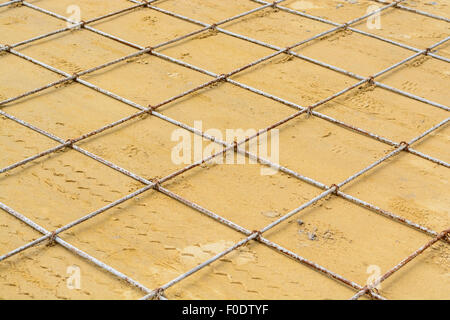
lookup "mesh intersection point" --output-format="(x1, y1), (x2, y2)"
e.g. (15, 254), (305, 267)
(232, 53), (356, 107)
(91, 6), (199, 48)
(82, 53), (213, 107)
(0, 53), (63, 102)
(1, 83), (137, 140)
(316, 86), (449, 143)
(0, 0), (448, 300)
(164, 162), (323, 231)
(159, 82), (295, 136)
(221, 6), (332, 48)
(77, 115), (223, 179)
(376, 56), (450, 107)
(341, 152), (450, 232)
(159, 31), (275, 75)
(353, 5), (450, 49)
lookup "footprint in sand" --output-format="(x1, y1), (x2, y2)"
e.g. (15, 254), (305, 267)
(180, 240), (256, 267)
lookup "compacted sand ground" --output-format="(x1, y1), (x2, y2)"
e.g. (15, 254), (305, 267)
(0, 0), (449, 299)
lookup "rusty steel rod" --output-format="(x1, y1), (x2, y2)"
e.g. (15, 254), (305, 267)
(0, 1), (288, 106)
(0, 202), (153, 294)
(139, 118), (449, 300)
(1, 0), (447, 255)
(0, 0), (21, 8)
(252, 0), (449, 63)
(3, 0), (446, 240)
(370, 0), (450, 22)
(1, 0), (446, 172)
(0, 0), (448, 301)
(350, 228), (450, 300)
(5, 100), (444, 300)
(156, 186), (386, 299)
(3, 27), (447, 180)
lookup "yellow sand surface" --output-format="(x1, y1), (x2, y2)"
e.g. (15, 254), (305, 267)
(0, 0), (449, 300)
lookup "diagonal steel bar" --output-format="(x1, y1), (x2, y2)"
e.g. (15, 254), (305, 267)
(0, 0), (159, 54)
(148, 186), (386, 300)
(0, 0), (286, 105)
(0, 202), (152, 295)
(1, 112), (300, 263)
(251, 0), (449, 63)
(145, 118), (450, 300)
(3, 25), (447, 183)
(0, 0), (446, 257)
(1, 0), (448, 301)
(350, 227), (450, 299)
(0, 0), (20, 8)
(370, 0), (450, 22)
(0, 5), (447, 260)
(140, 117), (449, 300)
(239, 148), (445, 239)
(1, 0), (446, 174)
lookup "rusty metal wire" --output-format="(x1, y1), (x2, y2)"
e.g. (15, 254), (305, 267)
(0, 0), (448, 301)
(1, 1), (447, 170)
(133, 0), (450, 111)
(350, 227), (450, 300)
(370, 0), (450, 23)
(0, 0), (21, 8)
(0, 202), (153, 295)
(140, 118), (449, 300)
(253, 0), (450, 63)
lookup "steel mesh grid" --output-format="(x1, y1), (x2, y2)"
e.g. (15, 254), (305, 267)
(0, 0), (448, 300)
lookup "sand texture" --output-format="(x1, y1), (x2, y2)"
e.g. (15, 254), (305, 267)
(0, 0), (449, 300)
